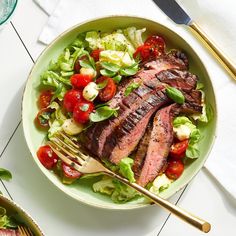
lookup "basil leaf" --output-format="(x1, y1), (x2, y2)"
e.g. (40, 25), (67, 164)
(0, 168), (12, 181)
(166, 86), (185, 104)
(186, 129), (201, 159)
(96, 79), (108, 89)
(100, 69), (117, 77)
(100, 61), (120, 72)
(89, 106), (119, 122)
(79, 57), (96, 70)
(112, 75), (122, 84)
(124, 82), (141, 96)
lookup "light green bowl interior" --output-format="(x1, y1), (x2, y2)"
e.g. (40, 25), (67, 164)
(22, 16), (217, 210)
(0, 195), (44, 235)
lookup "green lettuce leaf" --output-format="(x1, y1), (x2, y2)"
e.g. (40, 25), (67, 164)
(118, 157), (135, 183)
(123, 27), (146, 48)
(173, 116), (201, 159)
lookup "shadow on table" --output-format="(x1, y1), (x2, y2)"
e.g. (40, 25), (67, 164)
(204, 168), (236, 211)
(0, 123), (183, 236)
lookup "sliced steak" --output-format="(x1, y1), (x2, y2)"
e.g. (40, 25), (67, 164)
(156, 69), (198, 92)
(181, 90), (202, 114)
(81, 50), (190, 157)
(143, 50), (188, 72)
(132, 123), (152, 178)
(136, 104), (176, 187)
(102, 89), (171, 164)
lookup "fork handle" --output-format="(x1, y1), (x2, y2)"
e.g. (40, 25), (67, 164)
(106, 171), (210, 233)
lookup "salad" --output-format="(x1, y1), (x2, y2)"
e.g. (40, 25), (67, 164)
(35, 26), (211, 203)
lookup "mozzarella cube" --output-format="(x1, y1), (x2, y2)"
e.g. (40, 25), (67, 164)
(80, 67), (96, 78)
(62, 118), (84, 135)
(173, 124), (191, 141)
(83, 82), (99, 101)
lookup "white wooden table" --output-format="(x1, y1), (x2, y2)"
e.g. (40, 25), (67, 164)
(0, 0), (235, 235)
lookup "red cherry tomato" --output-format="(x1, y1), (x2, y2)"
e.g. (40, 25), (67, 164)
(165, 159), (184, 180)
(133, 44), (153, 61)
(38, 90), (53, 109)
(70, 74), (93, 89)
(90, 49), (103, 62)
(63, 89), (83, 112)
(96, 76), (116, 102)
(73, 101), (94, 124)
(144, 35), (166, 54)
(62, 162), (82, 179)
(169, 140), (189, 159)
(37, 145), (58, 169)
(35, 108), (53, 128)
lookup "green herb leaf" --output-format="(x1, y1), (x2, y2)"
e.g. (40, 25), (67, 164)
(96, 79), (108, 89)
(0, 168), (12, 181)
(196, 82), (204, 90)
(79, 59), (94, 69)
(89, 106), (119, 122)
(112, 75), (122, 84)
(166, 86), (185, 104)
(100, 69), (117, 77)
(124, 82), (141, 96)
(80, 104), (89, 112)
(100, 61), (120, 72)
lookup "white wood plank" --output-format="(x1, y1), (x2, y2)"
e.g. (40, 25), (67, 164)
(158, 170), (236, 235)
(0, 124), (185, 236)
(0, 24), (33, 154)
(10, 0), (48, 60)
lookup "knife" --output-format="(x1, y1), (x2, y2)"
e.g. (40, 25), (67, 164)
(153, 0), (236, 80)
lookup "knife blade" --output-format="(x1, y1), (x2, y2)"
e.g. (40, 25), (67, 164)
(152, 0), (236, 80)
(152, 0), (191, 25)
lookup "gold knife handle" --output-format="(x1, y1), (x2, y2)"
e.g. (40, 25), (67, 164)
(189, 21), (236, 81)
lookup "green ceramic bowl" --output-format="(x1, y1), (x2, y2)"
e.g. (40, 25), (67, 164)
(0, 195), (44, 235)
(22, 16), (217, 210)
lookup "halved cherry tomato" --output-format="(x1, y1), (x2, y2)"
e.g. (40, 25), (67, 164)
(144, 35), (166, 54)
(62, 162), (82, 179)
(96, 76), (116, 102)
(90, 49), (103, 62)
(37, 145), (58, 169)
(165, 159), (184, 180)
(35, 108), (53, 128)
(70, 74), (93, 89)
(38, 90), (53, 109)
(63, 89), (83, 112)
(73, 101), (94, 124)
(169, 139), (189, 159)
(133, 44), (153, 61)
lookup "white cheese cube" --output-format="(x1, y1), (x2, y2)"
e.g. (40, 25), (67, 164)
(82, 82), (99, 101)
(173, 124), (191, 141)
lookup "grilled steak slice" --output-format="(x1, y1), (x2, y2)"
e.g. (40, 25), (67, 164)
(83, 77), (142, 151)
(102, 89), (171, 164)
(156, 69), (198, 92)
(132, 123), (152, 178)
(182, 90), (202, 114)
(137, 104), (176, 187)
(143, 50), (188, 72)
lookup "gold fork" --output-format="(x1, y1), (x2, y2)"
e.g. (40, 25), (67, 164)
(18, 225), (34, 236)
(47, 131), (211, 233)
